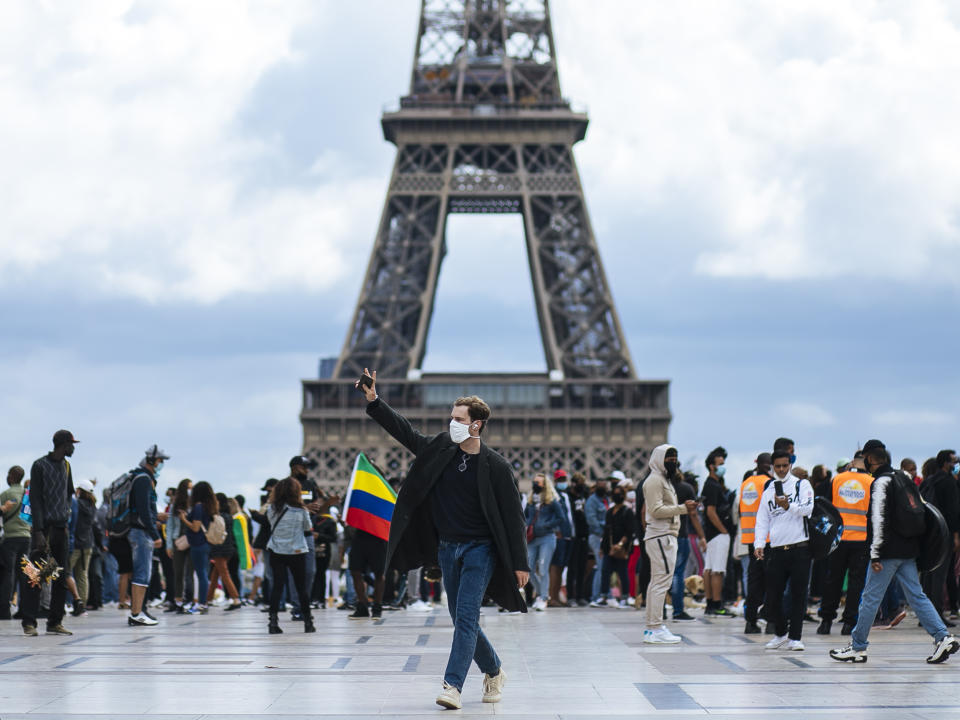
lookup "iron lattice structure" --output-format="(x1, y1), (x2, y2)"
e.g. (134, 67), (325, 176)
(302, 0), (671, 488)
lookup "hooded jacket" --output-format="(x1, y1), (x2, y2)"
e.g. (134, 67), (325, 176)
(867, 465), (921, 561)
(642, 444), (687, 541)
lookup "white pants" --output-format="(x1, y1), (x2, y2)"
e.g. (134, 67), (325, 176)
(704, 534), (730, 573)
(645, 535), (677, 629)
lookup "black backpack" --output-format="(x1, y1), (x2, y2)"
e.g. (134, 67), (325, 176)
(888, 470), (926, 538)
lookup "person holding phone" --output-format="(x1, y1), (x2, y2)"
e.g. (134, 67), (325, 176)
(356, 369), (529, 711)
(754, 449), (814, 651)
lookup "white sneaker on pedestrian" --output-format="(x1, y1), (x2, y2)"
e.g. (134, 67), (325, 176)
(830, 644), (867, 663)
(128, 612), (158, 627)
(765, 635), (789, 650)
(533, 597), (547, 611)
(784, 639), (805, 651)
(435, 682), (462, 710)
(644, 626), (682, 644)
(927, 635), (960, 664)
(482, 667), (507, 703)
(589, 598), (608, 608)
(408, 599), (432, 612)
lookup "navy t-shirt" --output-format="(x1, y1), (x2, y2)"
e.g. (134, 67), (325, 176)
(187, 503), (211, 547)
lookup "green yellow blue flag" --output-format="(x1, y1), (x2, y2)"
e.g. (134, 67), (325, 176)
(343, 453), (396, 541)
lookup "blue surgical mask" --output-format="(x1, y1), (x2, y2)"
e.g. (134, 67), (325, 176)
(789, 454), (797, 465)
(715, 465), (726, 478)
(556, 482), (568, 491)
(154, 461), (164, 477)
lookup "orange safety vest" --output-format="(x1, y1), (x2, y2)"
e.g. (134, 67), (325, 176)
(832, 470), (873, 542)
(739, 475), (765, 545)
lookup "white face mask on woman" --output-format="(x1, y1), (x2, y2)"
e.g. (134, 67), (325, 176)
(449, 419), (475, 444)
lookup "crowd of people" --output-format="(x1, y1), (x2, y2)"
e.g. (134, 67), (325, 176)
(3, 427), (960, 670)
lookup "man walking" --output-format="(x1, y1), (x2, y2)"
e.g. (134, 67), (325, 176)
(21, 430), (79, 636)
(919, 449), (960, 624)
(818, 453), (873, 635)
(741, 452), (771, 633)
(754, 450), (814, 651)
(831, 440), (960, 664)
(127, 445), (168, 626)
(357, 369), (528, 710)
(642, 445), (698, 643)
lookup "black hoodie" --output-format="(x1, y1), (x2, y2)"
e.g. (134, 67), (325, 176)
(920, 470), (960, 536)
(867, 465), (921, 562)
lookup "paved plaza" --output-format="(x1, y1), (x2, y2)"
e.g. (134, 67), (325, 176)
(1, 604), (959, 719)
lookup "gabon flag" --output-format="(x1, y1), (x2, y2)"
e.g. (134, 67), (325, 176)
(343, 453), (397, 542)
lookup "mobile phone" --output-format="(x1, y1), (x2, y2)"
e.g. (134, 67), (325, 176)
(774, 480), (784, 497)
(358, 373), (374, 390)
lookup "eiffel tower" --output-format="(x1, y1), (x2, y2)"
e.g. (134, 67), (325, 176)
(301, 0), (670, 486)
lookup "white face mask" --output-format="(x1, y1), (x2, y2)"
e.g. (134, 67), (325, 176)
(449, 419), (474, 444)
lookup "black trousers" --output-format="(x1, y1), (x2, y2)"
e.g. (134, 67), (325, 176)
(922, 558), (950, 617)
(21, 527), (70, 628)
(946, 551), (958, 612)
(744, 545), (766, 624)
(567, 536), (589, 601)
(87, 548), (103, 609)
(764, 545), (811, 640)
(819, 541), (869, 625)
(268, 551), (310, 619)
(0, 537), (31, 619)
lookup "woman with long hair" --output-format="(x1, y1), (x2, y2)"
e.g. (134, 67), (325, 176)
(165, 478), (194, 613)
(179, 481), (217, 613)
(265, 477), (314, 634)
(205, 493), (241, 610)
(524, 473), (569, 611)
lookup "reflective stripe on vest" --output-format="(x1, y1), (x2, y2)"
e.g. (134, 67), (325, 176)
(739, 476), (765, 545)
(832, 471), (873, 542)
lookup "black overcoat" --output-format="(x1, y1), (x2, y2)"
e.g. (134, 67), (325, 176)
(366, 398), (530, 612)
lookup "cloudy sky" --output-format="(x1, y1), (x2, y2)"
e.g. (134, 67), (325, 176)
(2, 0), (960, 504)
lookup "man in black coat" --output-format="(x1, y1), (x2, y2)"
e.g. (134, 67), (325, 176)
(357, 369), (528, 710)
(920, 449), (960, 622)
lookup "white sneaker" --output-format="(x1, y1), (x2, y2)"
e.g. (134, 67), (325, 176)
(765, 635), (789, 650)
(589, 598), (608, 608)
(128, 612), (158, 627)
(644, 626), (682, 644)
(482, 667), (507, 703)
(927, 635), (960, 664)
(784, 639), (805, 651)
(408, 599), (432, 612)
(830, 644), (867, 663)
(533, 597), (547, 611)
(435, 682), (462, 710)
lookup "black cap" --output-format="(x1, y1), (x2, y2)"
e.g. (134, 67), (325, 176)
(261, 478), (279, 491)
(289, 455), (318, 470)
(862, 439), (886, 454)
(52, 429), (80, 447)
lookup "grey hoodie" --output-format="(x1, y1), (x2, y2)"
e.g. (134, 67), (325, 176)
(643, 444), (687, 541)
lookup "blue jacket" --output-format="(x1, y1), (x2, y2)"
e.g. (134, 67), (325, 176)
(524, 499), (571, 539)
(584, 493), (608, 536)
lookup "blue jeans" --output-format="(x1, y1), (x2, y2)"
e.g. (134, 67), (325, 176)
(851, 557), (947, 651)
(527, 534), (556, 600)
(189, 544), (210, 605)
(288, 534), (316, 613)
(670, 537), (691, 616)
(437, 540), (501, 691)
(128, 528), (155, 588)
(588, 534), (604, 600)
(740, 554), (750, 597)
(102, 551), (119, 603)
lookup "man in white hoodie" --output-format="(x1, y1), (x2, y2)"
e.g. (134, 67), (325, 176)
(754, 449), (814, 651)
(642, 444), (698, 644)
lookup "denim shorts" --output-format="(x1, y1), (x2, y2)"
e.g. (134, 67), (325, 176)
(128, 527), (155, 587)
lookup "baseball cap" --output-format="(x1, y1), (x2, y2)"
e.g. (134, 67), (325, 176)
(836, 458), (851, 472)
(553, 469), (568, 480)
(53, 430), (80, 446)
(609, 470), (627, 484)
(261, 478), (279, 491)
(77, 479), (94, 493)
(289, 455), (318, 469)
(144, 444), (170, 462)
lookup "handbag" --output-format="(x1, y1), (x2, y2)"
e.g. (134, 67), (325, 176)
(526, 506), (540, 542)
(204, 514), (227, 545)
(174, 534), (189, 551)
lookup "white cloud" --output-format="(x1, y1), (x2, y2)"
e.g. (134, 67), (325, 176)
(0, 0), (384, 303)
(873, 409), (956, 426)
(779, 402), (837, 427)
(554, 0), (960, 280)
